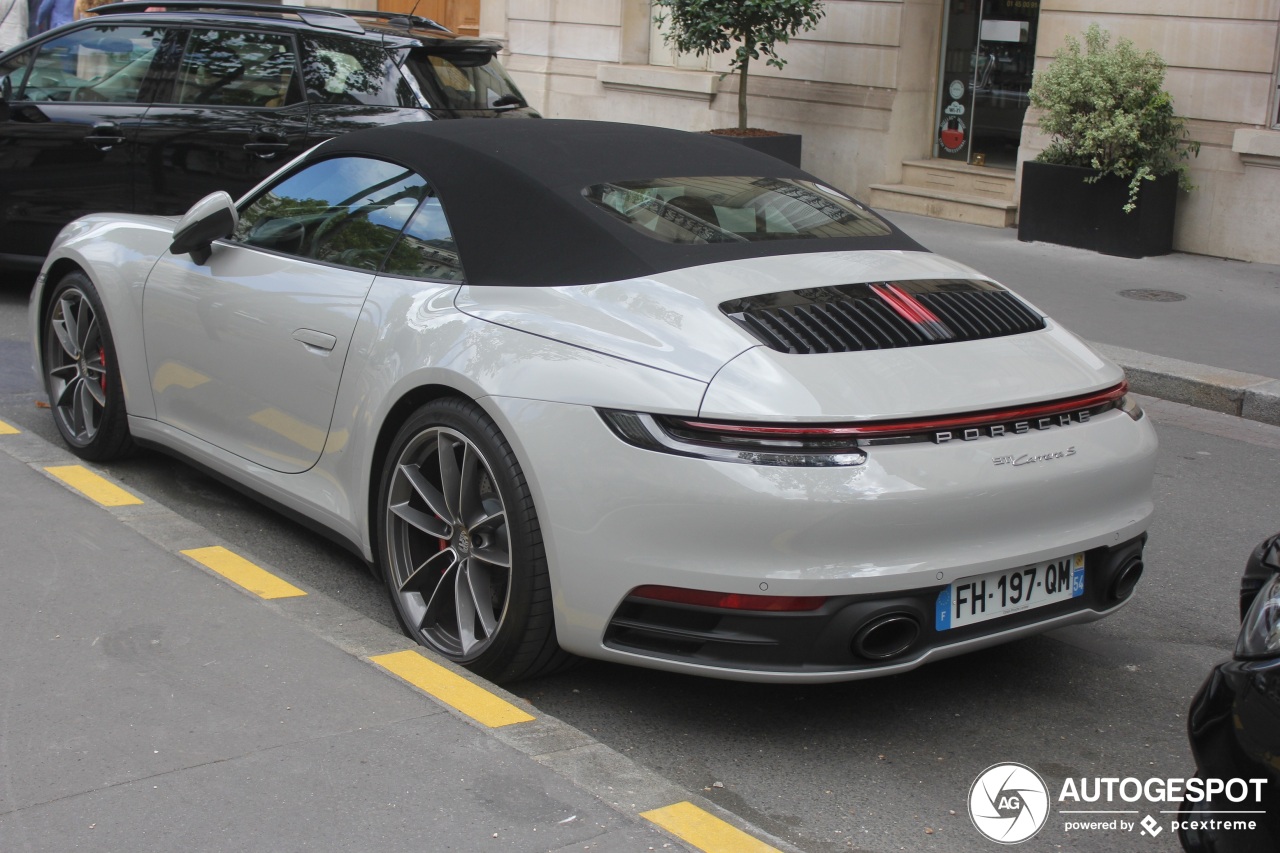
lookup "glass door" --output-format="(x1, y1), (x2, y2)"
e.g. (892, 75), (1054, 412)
(934, 0), (1039, 168)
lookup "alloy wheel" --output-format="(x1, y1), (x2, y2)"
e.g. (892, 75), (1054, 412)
(46, 285), (108, 446)
(385, 426), (513, 660)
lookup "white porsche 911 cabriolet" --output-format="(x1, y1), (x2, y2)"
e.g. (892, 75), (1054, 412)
(31, 119), (1156, 683)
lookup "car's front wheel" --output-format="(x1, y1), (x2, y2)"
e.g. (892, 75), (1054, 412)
(377, 399), (572, 683)
(42, 271), (134, 461)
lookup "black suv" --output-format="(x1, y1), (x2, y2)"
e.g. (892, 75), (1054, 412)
(0, 1), (537, 269)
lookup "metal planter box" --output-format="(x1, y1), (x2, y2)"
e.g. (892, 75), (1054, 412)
(1018, 161), (1178, 258)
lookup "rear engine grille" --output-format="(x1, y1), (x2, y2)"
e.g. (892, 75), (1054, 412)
(721, 279), (1045, 354)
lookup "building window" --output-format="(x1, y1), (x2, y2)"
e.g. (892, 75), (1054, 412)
(648, 3), (710, 70)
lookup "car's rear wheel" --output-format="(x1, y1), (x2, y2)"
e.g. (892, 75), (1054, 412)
(42, 272), (134, 461)
(378, 398), (572, 683)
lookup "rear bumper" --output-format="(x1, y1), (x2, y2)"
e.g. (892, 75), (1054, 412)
(490, 396), (1157, 682)
(602, 534), (1145, 678)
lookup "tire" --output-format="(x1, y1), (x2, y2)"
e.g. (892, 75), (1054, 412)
(42, 271), (134, 461)
(376, 398), (574, 683)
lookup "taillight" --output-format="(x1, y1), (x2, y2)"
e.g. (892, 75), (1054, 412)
(598, 410), (868, 467)
(629, 585), (827, 612)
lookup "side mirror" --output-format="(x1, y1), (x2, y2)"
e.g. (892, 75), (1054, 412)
(0, 76), (12, 122)
(170, 191), (238, 265)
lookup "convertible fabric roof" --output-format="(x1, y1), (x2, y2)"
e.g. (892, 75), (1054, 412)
(316, 119), (926, 287)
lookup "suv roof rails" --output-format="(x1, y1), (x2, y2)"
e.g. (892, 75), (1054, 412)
(308, 7), (449, 33)
(91, 1), (367, 34)
(91, 1), (450, 34)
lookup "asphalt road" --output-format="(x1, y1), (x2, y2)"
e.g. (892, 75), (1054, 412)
(3, 273), (1278, 853)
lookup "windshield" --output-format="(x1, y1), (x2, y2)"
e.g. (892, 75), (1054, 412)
(402, 48), (527, 112)
(583, 177), (892, 245)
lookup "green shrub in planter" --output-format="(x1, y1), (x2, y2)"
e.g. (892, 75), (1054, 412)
(1029, 23), (1198, 213)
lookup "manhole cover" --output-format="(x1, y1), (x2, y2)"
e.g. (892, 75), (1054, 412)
(1118, 289), (1187, 302)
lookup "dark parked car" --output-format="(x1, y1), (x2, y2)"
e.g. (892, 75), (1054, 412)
(0, 0), (536, 269)
(1181, 533), (1280, 853)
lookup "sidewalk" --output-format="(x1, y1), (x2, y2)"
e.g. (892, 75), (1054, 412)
(0, 444), (719, 853)
(882, 211), (1280, 426)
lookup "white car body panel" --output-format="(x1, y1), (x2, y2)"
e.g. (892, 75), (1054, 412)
(700, 320), (1121, 420)
(455, 250), (995, 384)
(143, 247), (373, 474)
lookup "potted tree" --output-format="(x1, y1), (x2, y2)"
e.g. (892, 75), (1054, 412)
(652, 0), (825, 167)
(1018, 24), (1199, 258)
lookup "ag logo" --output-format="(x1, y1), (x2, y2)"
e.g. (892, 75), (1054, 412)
(968, 762), (1050, 844)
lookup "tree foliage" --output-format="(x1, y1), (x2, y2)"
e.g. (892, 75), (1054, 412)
(1029, 24), (1198, 212)
(653, 0), (825, 131)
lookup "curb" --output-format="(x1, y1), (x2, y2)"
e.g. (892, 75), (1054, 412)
(1089, 342), (1280, 428)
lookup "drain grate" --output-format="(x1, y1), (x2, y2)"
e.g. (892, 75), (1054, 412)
(1118, 289), (1187, 302)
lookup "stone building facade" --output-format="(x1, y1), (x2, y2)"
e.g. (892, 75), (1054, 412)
(470, 0), (1280, 264)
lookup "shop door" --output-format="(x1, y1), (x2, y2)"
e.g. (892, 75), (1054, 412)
(377, 0), (480, 36)
(934, 0), (1039, 168)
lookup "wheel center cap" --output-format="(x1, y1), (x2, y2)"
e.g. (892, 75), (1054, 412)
(455, 530), (472, 556)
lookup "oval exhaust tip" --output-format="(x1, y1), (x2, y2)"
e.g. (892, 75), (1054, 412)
(1110, 556), (1144, 601)
(853, 613), (921, 660)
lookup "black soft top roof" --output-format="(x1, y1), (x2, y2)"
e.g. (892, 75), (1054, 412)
(316, 119), (925, 287)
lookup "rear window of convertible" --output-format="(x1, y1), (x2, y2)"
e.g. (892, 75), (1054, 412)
(582, 177), (892, 245)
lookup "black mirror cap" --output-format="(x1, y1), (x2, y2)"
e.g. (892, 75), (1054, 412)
(170, 196), (237, 265)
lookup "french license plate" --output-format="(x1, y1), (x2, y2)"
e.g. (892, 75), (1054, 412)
(935, 553), (1085, 631)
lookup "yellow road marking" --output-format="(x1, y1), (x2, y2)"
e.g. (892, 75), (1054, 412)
(370, 649), (535, 728)
(45, 465), (143, 506)
(181, 546), (307, 599)
(0, 419), (19, 435)
(641, 801), (781, 853)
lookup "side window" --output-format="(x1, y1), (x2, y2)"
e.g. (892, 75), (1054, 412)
(234, 157), (427, 271)
(175, 29), (298, 108)
(383, 197), (465, 281)
(300, 35), (417, 107)
(19, 25), (166, 103)
(0, 50), (31, 96)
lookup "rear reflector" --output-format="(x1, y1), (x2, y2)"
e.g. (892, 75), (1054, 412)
(629, 585), (827, 612)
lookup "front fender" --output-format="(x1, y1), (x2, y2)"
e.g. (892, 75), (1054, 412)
(30, 215), (176, 420)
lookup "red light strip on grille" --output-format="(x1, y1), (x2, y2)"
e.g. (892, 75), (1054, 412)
(673, 381), (1128, 439)
(871, 283), (951, 341)
(629, 585), (827, 612)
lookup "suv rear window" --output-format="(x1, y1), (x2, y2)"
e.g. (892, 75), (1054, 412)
(583, 177), (892, 245)
(402, 48), (527, 112)
(301, 35), (417, 107)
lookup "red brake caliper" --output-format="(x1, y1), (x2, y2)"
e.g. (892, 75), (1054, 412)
(98, 346), (107, 392)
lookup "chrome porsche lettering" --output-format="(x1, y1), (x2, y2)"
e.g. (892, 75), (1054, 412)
(994, 447), (1077, 467)
(933, 409), (1092, 444)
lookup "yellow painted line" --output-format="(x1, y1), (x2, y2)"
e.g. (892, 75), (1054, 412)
(44, 465), (143, 507)
(641, 801), (781, 853)
(181, 546), (307, 600)
(0, 419), (19, 435)
(370, 649), (535, 728)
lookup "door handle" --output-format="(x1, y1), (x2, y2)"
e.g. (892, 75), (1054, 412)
(244, 141), (289, 158)
(85, 122), (125, 150)
(244, 131), (288, 159)
(292, 328), (337, 352)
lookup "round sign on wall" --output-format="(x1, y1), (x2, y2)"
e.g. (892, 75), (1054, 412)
(949, 79), (965, 100)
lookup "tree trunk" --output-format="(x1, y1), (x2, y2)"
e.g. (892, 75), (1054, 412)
(737, 57), (749, 131)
